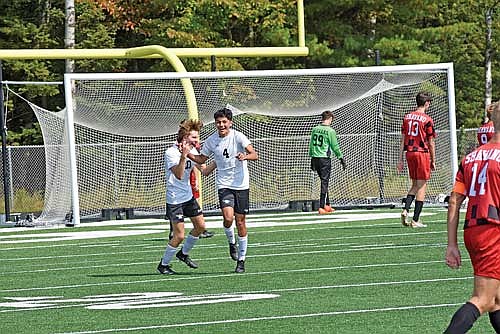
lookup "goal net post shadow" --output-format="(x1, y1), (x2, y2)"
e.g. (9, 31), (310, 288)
(31, 63), (457, 225)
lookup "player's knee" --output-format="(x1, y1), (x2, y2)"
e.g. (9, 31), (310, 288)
(174, 233), (185, 243)
(471, 297), (496, 313)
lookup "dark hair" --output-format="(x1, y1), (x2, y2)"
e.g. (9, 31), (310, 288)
(416, 92), (432, 107)
(486, 103), (495, 119)
(177, 119), (203, 143)
(321, 110), (334, 121)
(491, 102), (500, 132)
(214, 107), (233, 121)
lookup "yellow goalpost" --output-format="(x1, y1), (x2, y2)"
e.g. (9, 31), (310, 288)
(0, 0), (308, 223)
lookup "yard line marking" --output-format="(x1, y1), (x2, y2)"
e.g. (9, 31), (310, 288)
(52, 302), (462, 334)
(0, 242), (448, 275)
(0, 230), (447, 260)
(0, 277), (470, 314)
(0, 218), (446, 246)
(0, 259), (464, 292)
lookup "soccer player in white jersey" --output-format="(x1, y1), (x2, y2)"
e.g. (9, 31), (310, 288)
(188, 108), (258, 273)
(157, 119), (207, 275)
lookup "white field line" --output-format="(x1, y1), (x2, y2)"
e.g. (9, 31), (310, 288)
(1, 276), (470, 314)
(0, 216), (447, 249)
(0, 257), (465, 293)
(0, 241), (450, 275)
(0, 211), (438, 238)
(0, 209), (404, 233)
(52, 302), (464, 334)
(0, 210), (382, 233)
(0, 222), (418, 250)
(0, 229), (447, 261)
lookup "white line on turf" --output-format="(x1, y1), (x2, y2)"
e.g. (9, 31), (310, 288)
(0, 215), (443, 245)
(0, 259), (466, 293)
(0, 241), (450, 275)
(52, 302), (463, 334)
(0, 276), (470, 314)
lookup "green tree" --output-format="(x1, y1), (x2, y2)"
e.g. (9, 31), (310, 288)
(0, 0), (498, 143)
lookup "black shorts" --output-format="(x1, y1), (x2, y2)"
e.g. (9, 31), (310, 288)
(166, 197), (203, 224)
(311, 157), (331, 181)
(218, 188), (249, 215)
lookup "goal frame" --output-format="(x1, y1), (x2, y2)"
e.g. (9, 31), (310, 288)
(64, 62), (457, 225)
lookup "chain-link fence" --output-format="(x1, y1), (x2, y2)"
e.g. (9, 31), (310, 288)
(0, 128), (484, 216)
(0, 145), (45, 214)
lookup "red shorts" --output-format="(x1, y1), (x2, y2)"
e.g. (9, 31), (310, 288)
(405, 151), (431, 180)
(464, 224), (500, 280)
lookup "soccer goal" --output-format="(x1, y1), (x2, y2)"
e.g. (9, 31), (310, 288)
(30, 63), (457, 225)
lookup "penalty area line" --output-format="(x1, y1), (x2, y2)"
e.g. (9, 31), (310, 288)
(54, 303), (461, 334)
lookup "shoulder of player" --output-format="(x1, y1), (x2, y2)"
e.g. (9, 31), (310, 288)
(165, 145), (179, 155)
(232, 129), (251, 140)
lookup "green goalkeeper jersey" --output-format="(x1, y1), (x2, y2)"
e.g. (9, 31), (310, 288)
(308, 124), (343, 159)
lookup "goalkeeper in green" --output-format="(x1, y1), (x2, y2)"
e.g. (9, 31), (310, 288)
(309, 110), (346, 214)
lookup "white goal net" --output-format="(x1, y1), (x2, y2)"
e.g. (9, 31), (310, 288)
(31, 64), (457, 225)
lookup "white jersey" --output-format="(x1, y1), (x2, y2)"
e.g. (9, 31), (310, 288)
(164, 144), (198, 204)
(201, 129), (251, 190)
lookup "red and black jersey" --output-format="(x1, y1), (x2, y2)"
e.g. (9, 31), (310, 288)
(454, 142), (500, 228)
(190, 142), (201, 199)
(401, 111), (436, 152)
(477, 121), (494, 145)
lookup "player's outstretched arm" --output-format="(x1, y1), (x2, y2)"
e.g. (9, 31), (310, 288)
(188, 152), (209, 165)
(199, 161), (217, 176)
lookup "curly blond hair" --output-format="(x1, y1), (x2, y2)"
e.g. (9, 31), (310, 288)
(177, 119), (203, 143)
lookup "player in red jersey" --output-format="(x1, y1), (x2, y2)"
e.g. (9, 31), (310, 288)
(397, 92), (436, 228)
(443, 101), (500, 334)
(477, 103), (495, 145)
(189, 141), (215, 238)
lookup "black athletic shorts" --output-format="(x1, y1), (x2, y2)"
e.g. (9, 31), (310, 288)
(166, 197), (203, 224)
(218, 188), (249, 215)
(311, 157), (331, 180)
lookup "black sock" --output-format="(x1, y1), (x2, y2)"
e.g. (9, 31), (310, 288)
(444, 302), (480, 334)
(489, 310), (500, 333)
(404, 194), (415, 211)
(413, 200), (424, 222)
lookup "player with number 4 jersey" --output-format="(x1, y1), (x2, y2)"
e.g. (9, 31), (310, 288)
(188, 107), (258, 274)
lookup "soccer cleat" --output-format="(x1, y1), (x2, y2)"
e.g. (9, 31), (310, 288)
(199, 230), (215, 238)
(229, 242), (238, 261)
(401, 210), (410, 226)
(176, 250), (198, 269)
(318, 208), (331, 215)
(324, 205), (335, 213)
(410, 220), (427, 228)
(157, 260), (176, 275)
(235, 260), (245, 273)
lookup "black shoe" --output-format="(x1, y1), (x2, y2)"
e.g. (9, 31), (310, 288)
(229, 242), (238, 261)
(199, 230), (215, 238)
(176, 250), (198, 269)
(157, 260), (176, 275)
(235, 260), (245, 273)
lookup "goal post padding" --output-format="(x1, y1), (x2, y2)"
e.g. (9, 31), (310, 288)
(31, 64), (457, 225)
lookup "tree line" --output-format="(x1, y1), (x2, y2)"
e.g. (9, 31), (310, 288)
(0, 0), (498, 145)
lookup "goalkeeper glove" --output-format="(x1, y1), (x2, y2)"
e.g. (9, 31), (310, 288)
(339, 157), (347, 171)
